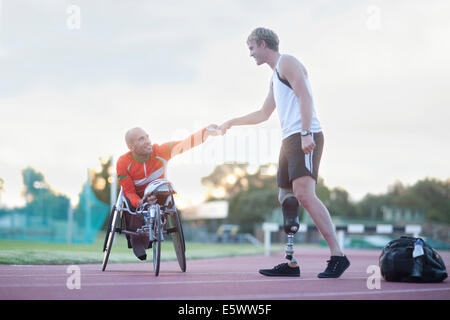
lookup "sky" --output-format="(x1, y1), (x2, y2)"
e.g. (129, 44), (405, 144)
(0, 0), (449, 209)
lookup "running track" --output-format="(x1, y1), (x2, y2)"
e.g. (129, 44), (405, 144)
(0, 247), (449, 300)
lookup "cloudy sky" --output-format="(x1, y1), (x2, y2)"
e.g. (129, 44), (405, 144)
(0, 0), (449, 208)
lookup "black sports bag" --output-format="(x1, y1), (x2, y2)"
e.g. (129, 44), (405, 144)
(379, 236), (448, 283)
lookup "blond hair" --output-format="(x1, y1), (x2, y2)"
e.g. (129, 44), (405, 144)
(247, 27), (279, 52)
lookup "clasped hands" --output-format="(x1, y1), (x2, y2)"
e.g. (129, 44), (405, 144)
(206, 121), (232, 137)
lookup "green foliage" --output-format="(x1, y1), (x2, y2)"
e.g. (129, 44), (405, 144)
(21, 166), (45, 202)
(202, 163), (450, 226)
(20, 167), (70, 220)
(202, 163), (279, 232)
(356, 193), (390, 220)
(390, 178), (449, 223)
(90, 155), (121, 206)
(315, 177), (331, 204)
(327, 187), (358, 218)
(201, 163), (251, 199)
(228, 186), (279, 233)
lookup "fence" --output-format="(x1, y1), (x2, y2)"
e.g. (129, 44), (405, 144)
(262, 222), (422, 256)
(0, 176), (109, 244)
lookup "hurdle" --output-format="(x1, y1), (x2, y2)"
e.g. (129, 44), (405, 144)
(262, 223), (422, 256)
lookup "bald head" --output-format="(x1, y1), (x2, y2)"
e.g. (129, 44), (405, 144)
(125, 127), (145, 148)
(125, 127), (153, 158)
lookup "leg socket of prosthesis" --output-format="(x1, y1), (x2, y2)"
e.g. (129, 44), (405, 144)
(282, 197), (300, 234)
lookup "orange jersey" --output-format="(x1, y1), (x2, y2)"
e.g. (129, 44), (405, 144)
(116, 127), (207, 207)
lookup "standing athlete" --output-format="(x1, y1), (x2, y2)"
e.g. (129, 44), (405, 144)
(219, 27), (350, 278)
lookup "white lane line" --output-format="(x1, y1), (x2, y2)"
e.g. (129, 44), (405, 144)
(0, 276), (369, 288)
(144, 287), (450, 300)
(0, 271), (275, 279)
(0, 271), (259, 278)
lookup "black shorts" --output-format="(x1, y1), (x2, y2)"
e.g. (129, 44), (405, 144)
(277, 132), (324, 188)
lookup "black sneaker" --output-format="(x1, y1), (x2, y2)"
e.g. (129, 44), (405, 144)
(259, 263), (300, 277)
(317, 255), (350, 278)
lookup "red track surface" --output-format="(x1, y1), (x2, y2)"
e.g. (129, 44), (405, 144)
(1, 247), (449, 300)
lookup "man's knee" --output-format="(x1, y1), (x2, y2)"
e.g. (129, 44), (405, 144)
(294, 190), (317, 209)
(294, 191), (308, 207)
(292, 176), (315, 206)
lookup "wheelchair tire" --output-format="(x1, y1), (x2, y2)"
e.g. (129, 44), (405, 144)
(152, 205), (162, 276)
(171, 209), (186, 272)
(102, 205), (116, 252)
(102, 206), (119, 271)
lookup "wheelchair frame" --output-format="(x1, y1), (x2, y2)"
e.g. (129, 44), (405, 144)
(102, 184), (186, 276)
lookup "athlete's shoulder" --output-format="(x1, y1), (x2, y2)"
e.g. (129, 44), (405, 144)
(151, 142), (171, 160)
(117, 152), (133, 167)
(281, 53), (300, 62)
(151, 143), (161, 154)
(279, 54), (307, 78)
(279, 54), (302, 68)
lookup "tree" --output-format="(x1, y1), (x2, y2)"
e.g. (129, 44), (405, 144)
(89, 155), (122, 230)
(202, 163), (362, 232)
(21, 167), (46, 203)
(90, 156), (113, 205)
(327, 187), (357, 218)
(315, 177), (331, 205)
(202, 164), (450, 229)
(20, 167), (70, 220)
(356, 193), (390, 220)
(354, 178), (450, 223)
(201, 163), (252, 200)
(201, 163), (280, 232)
(228, 187), (279, 233)
(89, 155), (121, 207)
(406, 178), (449, 223)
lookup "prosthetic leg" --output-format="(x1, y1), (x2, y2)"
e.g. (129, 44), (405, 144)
(282, 195), (300, 267)
(258, 189), (301, 276)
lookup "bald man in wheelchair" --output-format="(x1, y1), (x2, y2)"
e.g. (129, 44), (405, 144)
(117, 125), (220, 260)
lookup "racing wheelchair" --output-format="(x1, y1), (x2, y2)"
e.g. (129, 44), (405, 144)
(102, 179), (186, 276)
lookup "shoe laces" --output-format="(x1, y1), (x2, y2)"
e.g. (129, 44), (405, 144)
(273, 263), (287, 270)
(325, 258), (341, 273)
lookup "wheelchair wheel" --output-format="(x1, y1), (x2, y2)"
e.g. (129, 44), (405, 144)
(102, 205), (115, 252)
(170, 208), (186, 272)
(152, 205), (162, 276)
(102, 205), (119, 271)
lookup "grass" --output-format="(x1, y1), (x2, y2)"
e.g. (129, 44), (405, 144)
(0, 232), (287, 265)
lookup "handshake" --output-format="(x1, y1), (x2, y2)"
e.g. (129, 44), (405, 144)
(205, 121), (233, 137)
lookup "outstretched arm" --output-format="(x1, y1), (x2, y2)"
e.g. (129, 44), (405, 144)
(219, 85), (276, 134)
(160, 125), (220, 159)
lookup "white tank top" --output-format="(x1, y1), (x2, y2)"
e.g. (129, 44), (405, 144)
(272, 55), (322, 140)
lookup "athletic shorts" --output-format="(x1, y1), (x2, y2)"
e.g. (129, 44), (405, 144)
(277, 131), (324, 188)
